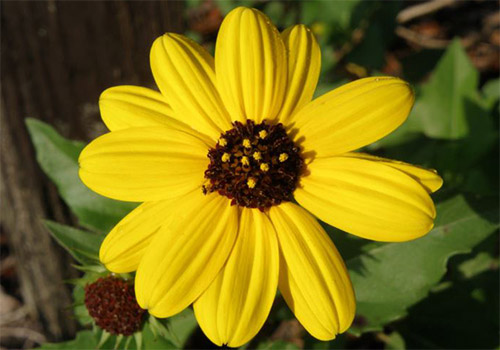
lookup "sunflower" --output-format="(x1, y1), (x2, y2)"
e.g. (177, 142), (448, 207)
(79, 7), (442, 347)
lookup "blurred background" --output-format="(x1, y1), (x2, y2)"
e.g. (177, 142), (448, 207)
(1, 0), (499, 349)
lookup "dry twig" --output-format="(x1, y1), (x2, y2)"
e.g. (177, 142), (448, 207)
(395, 25), (451, 48)
(397, 0), (457, 23)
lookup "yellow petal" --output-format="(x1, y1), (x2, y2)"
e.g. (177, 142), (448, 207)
(344, 152), (443, 193)
(215, 7), (287, 123)
(269, 202), (355, 340)
(151, 33), (231, 139)
(135, 192), (238, 317)
(277, 25), (321, 124)
(99, 197), (181, 273)
(99, 85), (188, 132)
(291, 77), (415, 157)
(295, 156), (436, 242)
(79, 126), (209, 202)
(194, 208), (279, 347)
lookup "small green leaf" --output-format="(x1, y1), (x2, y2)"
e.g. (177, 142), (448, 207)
(72, 284), (94, 326)
(301, 0), (362, 37)
(44, 220), (103, 264)
(26, 118), (137, 232)
(382, 331), (406, 350)
(455, 233), (499, 279)
(124, 336), (133, 350)
(72, 264), (107, 274)
(142, 323), (177, 349)
(412, 39), (479, 139)
(482, 78), (500, 101)
(98, 331), (112, 349)
(148, 308), (197, 348)
(165, 308), (198, 347)
(114, 335), (124, 349)
(458, 251), (498, 279)
(133, 332), (143, 350)
(348, 194), (499, 335)
(40, 330), (99, 349)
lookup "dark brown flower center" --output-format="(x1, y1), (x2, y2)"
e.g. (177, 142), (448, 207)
(203, 120), (303, 210)
(84, 276), (145, 336)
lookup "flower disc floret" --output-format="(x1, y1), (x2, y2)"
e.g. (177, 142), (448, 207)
(84, 276), (145, 336)
(203, 120), (303, 210)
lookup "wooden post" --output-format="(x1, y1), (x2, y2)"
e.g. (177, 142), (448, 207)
(1, 0), (184, 341)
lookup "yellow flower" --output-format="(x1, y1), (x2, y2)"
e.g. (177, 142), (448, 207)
(78, 7), (442, 347)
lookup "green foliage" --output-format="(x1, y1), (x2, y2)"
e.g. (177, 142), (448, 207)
(482, 78), (500, 101)
(26, 118), (137, 233)
(383, 332), (406, 350)
(163, 309), (198, 347)
(40, 326), (178, 350)
(72, 284), (94, 327)
(148, 310), (198, 348)
(301, 0), (362, 43)
(44, 220), (103, 265)
(40, 331), (99, 349)
(396, 269), (499, 349)
(413, 39), (480, 139)
(376, 38), (495, 150)
(346, 195), (499, 335)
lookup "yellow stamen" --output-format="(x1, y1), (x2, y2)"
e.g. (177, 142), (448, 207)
(247, 177), (257, 189)
(253, 151), (262, 160)
(241, 156), (250, 166)
(218, 138), (227, 147)
(279, 153), (289, 162)
(221, 153), (230, 162)
(242, 138), (252, 148)
(258, 130), (268, 139)
(260, 163), (269, 172)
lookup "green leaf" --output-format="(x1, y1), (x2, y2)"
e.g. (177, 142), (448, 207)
(44, 220), (103, 264)
(150, 308), (197, 348)
(72, 284), (93, 326)
(301, 0), (362, 37)
(482, 78), (500, 101)
(482, 77), (500, 114)
(412, 39), (479, 139)
(41, 326), (177, 349)
(382, 331), (406, 350)
(40, 330), (99, 349)
(458, 251), (498, 279)
(396, 270), (499, 349)
(133, 332), (143, 350)
(347, 194), (499, 335)
(454, 233), (499, 279)
(142, 321), (177, 350)
(377, 95), (497, 194)
(98, 331), (112, 349)
(165, 308), (198, 347)
(264, 1), (285, 25)
(26, 118), (137, 232)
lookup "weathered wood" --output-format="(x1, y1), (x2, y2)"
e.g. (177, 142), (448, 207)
(1, 0), (184, 341)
